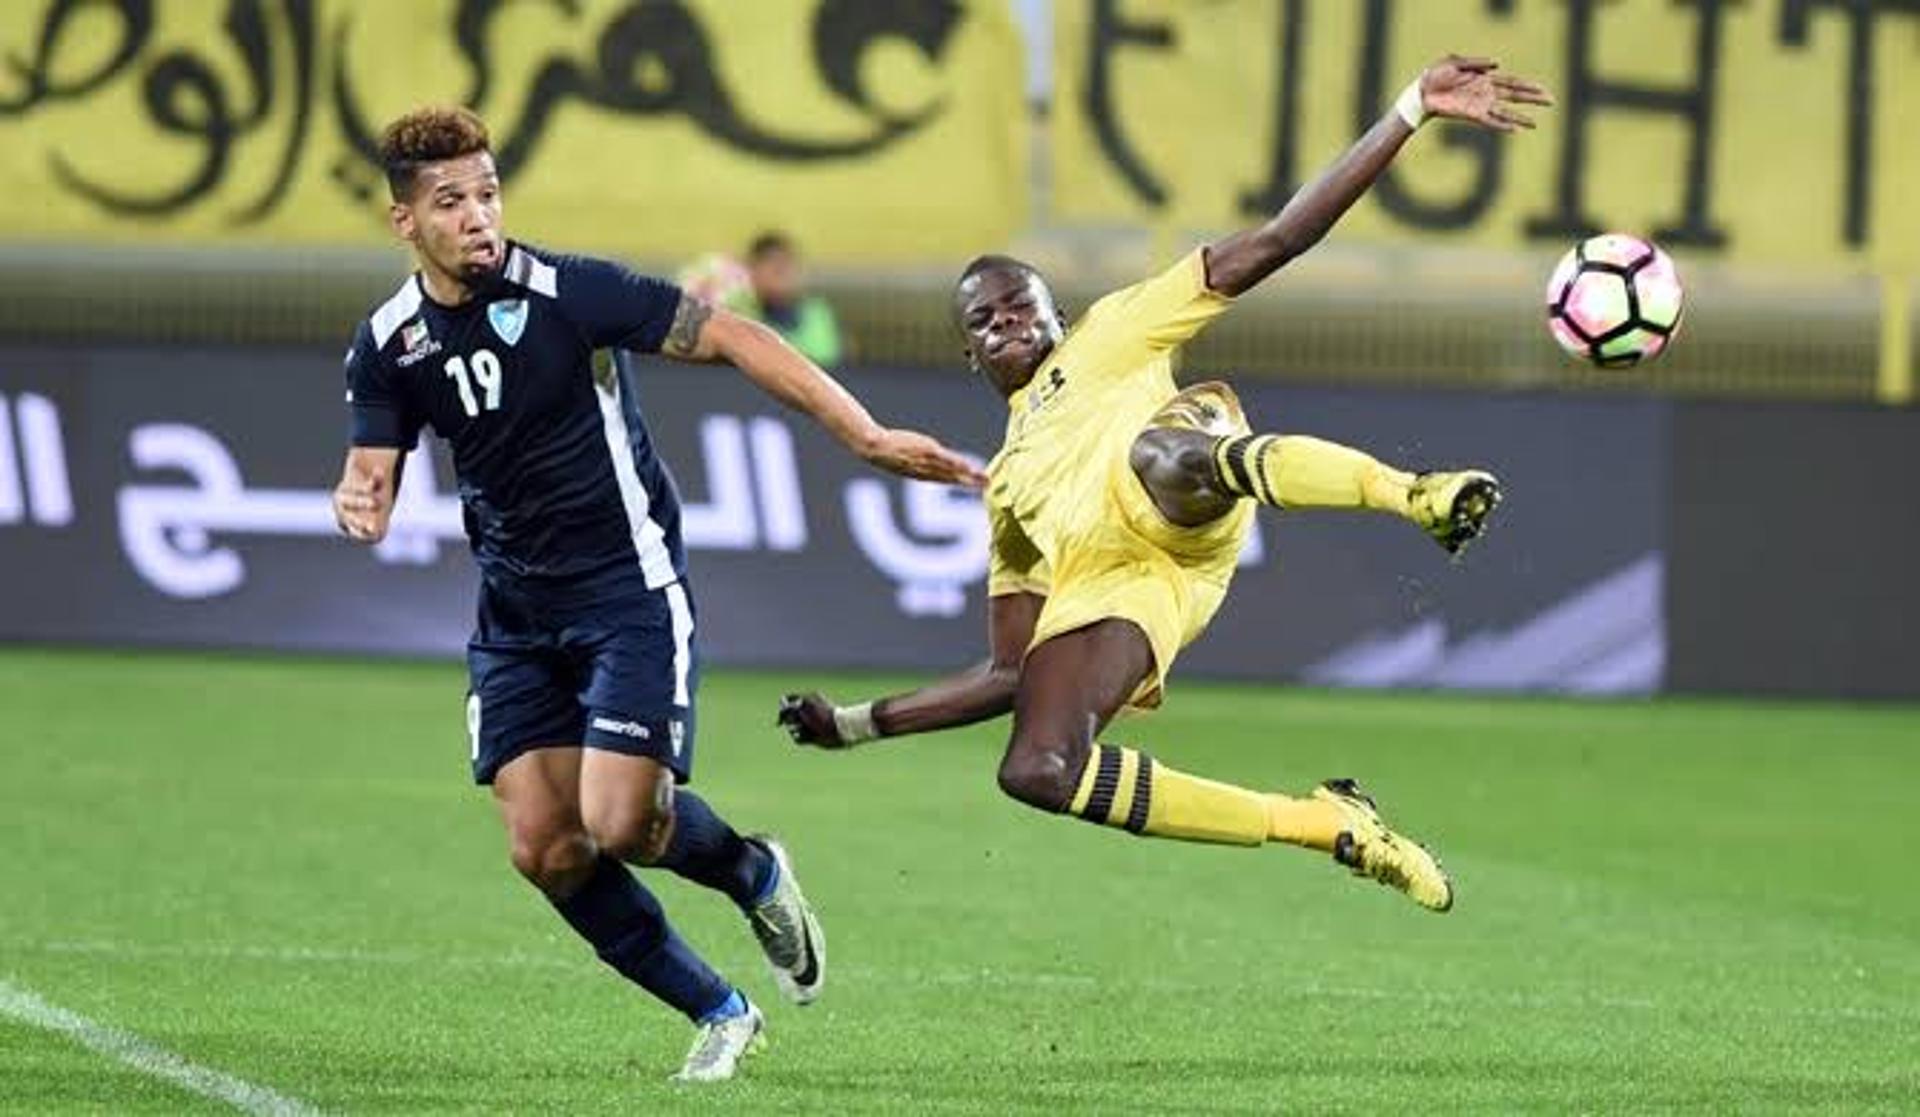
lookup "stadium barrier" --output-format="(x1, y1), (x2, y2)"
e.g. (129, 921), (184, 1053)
(8, 348), (1908, 699)
(0, 246), (1889, 402)
(1665, 400), (1920, 700)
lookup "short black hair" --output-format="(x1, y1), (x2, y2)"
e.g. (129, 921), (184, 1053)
(957, 253), (1038, 288)
(380, 105), (491, 200)
(747, 231), (795, 261)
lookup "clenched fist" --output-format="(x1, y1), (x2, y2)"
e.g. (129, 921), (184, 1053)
(776, 692), (847, 749)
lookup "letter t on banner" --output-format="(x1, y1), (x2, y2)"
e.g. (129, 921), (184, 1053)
(1524, 0), (1736, 249)
(1779, 0), (1920, 249)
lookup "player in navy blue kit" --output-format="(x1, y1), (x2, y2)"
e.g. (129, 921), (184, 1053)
(330, 107), (983, 1083)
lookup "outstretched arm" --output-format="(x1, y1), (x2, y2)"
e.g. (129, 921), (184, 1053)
(1204, 55), (1551, 297)
(778, 592), (1042, 748)
(662, 298), (986, 489)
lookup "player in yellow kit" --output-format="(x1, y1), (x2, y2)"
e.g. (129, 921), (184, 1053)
(779, 55), (1551, 912)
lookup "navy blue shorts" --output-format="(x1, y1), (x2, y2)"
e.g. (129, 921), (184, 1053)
(465, 579), (699, 785)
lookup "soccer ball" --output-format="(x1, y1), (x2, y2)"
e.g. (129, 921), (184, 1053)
(1545, 234), (1684, 368)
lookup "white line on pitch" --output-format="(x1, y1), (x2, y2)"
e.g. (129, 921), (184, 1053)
(0, 978), (321, 1116)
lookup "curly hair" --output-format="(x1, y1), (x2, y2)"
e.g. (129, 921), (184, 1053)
(380, 106), (491, 200)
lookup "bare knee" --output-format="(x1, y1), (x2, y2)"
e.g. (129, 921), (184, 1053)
(997, 741), (1084, 813)
(509, 826), (597, 895)
(1130, 428), (1234, 526)
(585, 801), (676, 865)
(1130, 428), (1215, 489)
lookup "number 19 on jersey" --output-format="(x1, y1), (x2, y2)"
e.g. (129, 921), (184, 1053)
(445, 349), (503, 417)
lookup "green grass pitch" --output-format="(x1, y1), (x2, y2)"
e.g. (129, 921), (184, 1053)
(2, 647), (1916, 1113)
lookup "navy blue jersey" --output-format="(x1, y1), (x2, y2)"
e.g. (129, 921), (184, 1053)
(345, 243), (689, 598)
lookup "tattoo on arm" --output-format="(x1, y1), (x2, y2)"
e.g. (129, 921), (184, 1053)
(662, 295), (713, 357)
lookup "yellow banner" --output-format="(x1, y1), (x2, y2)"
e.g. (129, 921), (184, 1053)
(0, 0), (1028, 263)
(1054, 0), (1920, 271)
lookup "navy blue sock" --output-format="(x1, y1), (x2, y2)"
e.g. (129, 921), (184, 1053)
(551, 856), (734, 1022)
(654, 791), (777, 908)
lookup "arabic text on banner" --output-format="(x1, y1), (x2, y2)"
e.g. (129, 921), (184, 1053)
(0, 0), (1028, 262)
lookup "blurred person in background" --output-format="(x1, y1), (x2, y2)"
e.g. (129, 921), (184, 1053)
(740, 231), (846, 369)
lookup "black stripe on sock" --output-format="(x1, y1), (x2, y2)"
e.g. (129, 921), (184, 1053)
(1220, 437), (1260, 498)
(1123, 755), (1154, 834)
(1081, 746), (1123, 823)
(1247, 436), (1280, 506)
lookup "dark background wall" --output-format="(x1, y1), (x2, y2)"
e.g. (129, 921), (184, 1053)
(1666, 401), (1920, 699)
(2, 344), (1914, 700)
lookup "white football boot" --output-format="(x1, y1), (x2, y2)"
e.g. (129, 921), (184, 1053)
(744, 835), (826, 1005)
(670, 998), (766, 1083)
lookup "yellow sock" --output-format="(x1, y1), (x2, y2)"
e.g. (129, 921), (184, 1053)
(1265, 793), (1345, 852)
(1213, 434), (1414, 517)
(1067, 745), (1268, 846)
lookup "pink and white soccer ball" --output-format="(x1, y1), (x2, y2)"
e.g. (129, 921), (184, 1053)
(1545, 234), (1684, 368)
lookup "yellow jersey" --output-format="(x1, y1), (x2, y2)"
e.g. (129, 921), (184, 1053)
(984, 250), (1234, 598)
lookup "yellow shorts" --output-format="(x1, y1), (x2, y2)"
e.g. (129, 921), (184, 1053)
(1026, 383), (1255, 710)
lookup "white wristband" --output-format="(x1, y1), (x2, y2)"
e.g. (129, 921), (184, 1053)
(832, 702), (879, 745)
(1393, 78), (1428, 130)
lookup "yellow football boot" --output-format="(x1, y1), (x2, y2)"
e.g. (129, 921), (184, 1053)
(1408, 470), (1502, 555)
(1314, 779), (1454, 913)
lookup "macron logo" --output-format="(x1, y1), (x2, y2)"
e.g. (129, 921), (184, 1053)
(591, 716), (650, 740)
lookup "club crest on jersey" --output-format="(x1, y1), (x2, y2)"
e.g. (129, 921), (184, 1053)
(395, 318), (442, 367)
(488, 299), (528, 347)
